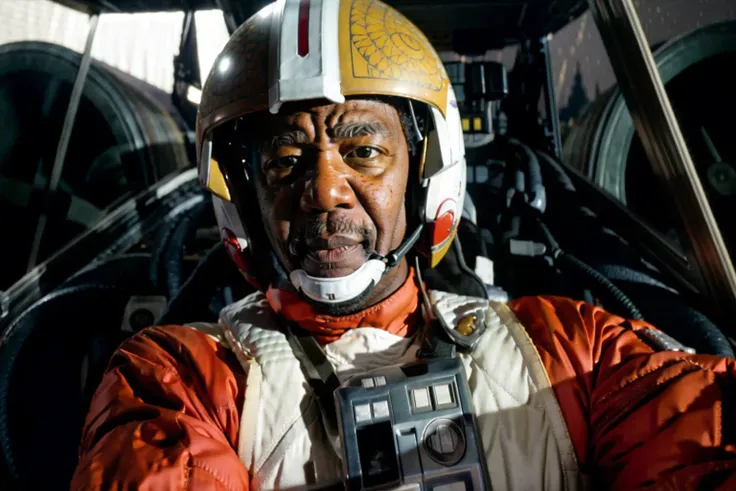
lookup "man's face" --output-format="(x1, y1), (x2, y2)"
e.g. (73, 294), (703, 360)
(254, 99), (410, 310)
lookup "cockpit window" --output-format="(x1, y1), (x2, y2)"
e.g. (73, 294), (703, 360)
(0, 1), (195, 288)
(558, 1), (736, 258)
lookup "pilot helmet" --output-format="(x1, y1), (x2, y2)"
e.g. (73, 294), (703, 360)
(196, 0), (466, 305)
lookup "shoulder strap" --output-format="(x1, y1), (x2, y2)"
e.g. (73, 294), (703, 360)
(285, 326), (342, 445)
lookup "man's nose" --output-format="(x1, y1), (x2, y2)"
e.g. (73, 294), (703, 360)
(300, 151), (356, 212)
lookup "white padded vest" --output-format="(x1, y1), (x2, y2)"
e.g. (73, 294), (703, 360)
(210, 290), (585, 491)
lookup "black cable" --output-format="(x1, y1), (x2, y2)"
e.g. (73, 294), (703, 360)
(519, 150), (645, 320)
(509, 138), (546, 213)
(163, 201), (209, 299)
(157, 241), (232, 325)
(557, 250), (645, 320)
(385, 224), (424, 268)
(149, 218), (179, 291)
(535, 217), (643, 319)
(534, 148), (736, 355)
(500, 215), (522, 244)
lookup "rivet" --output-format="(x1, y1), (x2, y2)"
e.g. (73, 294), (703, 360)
(456, 314), (476, 336)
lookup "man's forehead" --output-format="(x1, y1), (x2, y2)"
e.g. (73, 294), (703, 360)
(268, 98), (399, 127)
(256, 99), (400, 147)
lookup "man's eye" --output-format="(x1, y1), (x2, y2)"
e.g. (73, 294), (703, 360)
(345, 147), (379, 160)
(268, 156), (300, 170)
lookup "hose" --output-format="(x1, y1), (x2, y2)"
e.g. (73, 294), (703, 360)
(157, 241), (252, 326)
(0, 284), (127, 487)
(509, 138), (546, 213)
(149, 218), (180, 291)
(534, 148), (736, 355)
(557, 250), (645, 320)
(163, 201), (209, 299)
(535, 218), (644, 320)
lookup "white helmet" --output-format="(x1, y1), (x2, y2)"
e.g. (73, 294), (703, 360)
(196, 0), (466, 305)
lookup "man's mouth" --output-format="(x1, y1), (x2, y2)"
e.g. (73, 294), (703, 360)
(298, 235), (369, 276)
(308, 244), (362, 263)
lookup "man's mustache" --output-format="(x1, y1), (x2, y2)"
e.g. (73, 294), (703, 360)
(288, 217), (375, 258)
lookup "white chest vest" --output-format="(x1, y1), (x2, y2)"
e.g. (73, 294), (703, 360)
(208, 290), (585, 491)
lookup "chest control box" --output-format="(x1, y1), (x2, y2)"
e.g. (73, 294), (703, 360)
(334, 357), (490, 491)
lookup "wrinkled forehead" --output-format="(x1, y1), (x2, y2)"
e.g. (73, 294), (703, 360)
(261, 98), (402, 132)
(222, 97), (407, 155)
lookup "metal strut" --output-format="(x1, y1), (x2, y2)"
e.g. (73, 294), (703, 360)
(586, 0), (736, 323)
(27, 13), (100, 271)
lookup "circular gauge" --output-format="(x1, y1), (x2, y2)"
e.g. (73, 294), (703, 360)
(422, 418), (466, 466)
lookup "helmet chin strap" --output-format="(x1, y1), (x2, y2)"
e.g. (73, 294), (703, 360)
(289, 258), (387, 304)
(288, 224), (424, 305)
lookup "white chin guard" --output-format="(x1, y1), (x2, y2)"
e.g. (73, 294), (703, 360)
(289, 258), (387, 304)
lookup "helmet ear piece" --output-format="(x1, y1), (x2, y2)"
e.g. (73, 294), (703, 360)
(416, 91), (466, 267)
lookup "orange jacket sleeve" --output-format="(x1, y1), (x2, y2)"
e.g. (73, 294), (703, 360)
(510, 296), (736, 490)
(70, 325), (249, 491)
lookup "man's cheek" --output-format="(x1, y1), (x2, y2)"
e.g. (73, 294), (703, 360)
(256, 199), (284, 250)
(270, 185), (302, 222)
(369, 184), (400, 220)
(366, 186), (400, 247)
(268, 219), (293, 271)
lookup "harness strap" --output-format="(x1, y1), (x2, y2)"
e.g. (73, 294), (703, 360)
(286, 327), (343, 452)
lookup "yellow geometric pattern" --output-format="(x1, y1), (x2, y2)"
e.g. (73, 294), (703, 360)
(339, 0), (450, 116)
(349, 0), (443, 90)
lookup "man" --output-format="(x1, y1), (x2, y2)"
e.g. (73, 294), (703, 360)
(71, 0), (736, 489)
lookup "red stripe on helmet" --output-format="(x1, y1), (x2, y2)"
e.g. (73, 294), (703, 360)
(297, 0), (311, 57)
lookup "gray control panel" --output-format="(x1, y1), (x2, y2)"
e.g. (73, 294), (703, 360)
(334, 358), (490, 491)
